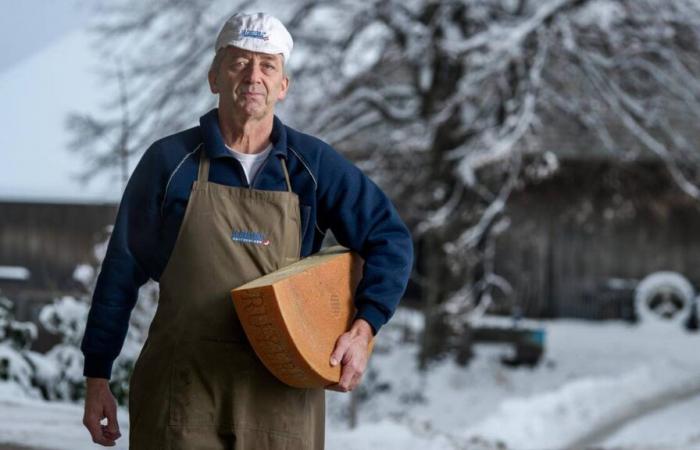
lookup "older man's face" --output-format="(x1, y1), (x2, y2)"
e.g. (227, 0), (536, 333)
(209, 46), (289, 122)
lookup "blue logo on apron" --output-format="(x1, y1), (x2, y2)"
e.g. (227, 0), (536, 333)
(231, 230), (271, 246)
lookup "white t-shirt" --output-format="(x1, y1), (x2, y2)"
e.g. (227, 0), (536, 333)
(226, 143), (273, 185)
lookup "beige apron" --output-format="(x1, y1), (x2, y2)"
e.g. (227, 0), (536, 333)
(128, 149), (325, 449)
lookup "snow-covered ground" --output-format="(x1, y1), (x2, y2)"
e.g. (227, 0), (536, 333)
(1, 311), (699, 450)
(327, 313), (700, 450)
(602, 392), (700, 449)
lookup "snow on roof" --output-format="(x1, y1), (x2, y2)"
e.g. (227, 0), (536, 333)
(0, 266), (30, 281)
(0, 27), (122, 204)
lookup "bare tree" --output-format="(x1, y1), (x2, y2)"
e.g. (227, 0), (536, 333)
(66, 59), (133, 191)
(69, 0), (700, 363)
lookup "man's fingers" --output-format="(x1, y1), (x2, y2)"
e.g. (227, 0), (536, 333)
(330, 333), (351, 366)
(102, 425), (121, 441)
(83, 414), (102, 441)
(327, 367), (364, 392)
(348, 370), (363, 391)
(338, 351), (368, 391)
(105, 405), (121, 436)
(338, 364), (355, 391)
(84, 414), (115, 446)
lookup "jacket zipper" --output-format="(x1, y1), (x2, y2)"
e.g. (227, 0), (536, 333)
(249, 155), (272, 189)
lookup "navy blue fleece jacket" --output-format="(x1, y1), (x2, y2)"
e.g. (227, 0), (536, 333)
(80, 108), (414, 379)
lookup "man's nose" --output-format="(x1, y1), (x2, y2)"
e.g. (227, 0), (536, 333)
(243, 62), (263, 83)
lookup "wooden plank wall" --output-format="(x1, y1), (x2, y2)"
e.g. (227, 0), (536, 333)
(494, 159), (700, 320)
(0, 200), (117, 325)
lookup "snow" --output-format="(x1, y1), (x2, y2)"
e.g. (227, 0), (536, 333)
(323, 312), (700, 450)
(0, 266), (30, 281)
(1, 312), (699, 449)
(0, 344), (35, 392)
(71, 264), (95, 288)
(573, 0), (626, 31)
(39, 297), (89, 343)
(604, 393), (700, 448)
(464, 365), (700, 448)
(0, 27), (121, 203)
(0, 390), (130, 450)
(341, 22), (392, 79)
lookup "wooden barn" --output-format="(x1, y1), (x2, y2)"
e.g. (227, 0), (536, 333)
(0, 200), (117, 348)
(494, 157), (700, 320)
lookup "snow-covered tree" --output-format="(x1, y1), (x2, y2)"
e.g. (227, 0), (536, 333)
(70, 0), (700, 362)
(0, 295), (36, 390)
(38, 296), (89, 401)
(0, 294), (60, 399)
(38, 230), (158, 404)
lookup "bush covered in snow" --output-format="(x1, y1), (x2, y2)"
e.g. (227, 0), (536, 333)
(0, 232), (158, 405)
(0, 294), (58, 399)
(38, 296), (89, 401)
(34, 241), (158, 405)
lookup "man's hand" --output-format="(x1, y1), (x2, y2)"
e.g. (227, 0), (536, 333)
(83, 377), (121, 446)
(327, 318), (373, 392)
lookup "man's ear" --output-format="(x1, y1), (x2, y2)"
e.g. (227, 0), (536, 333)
(277, 75), (290, 101)
(208, 69), (219, 94)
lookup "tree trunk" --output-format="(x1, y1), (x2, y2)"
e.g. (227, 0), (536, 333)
(418, 230), (451, 369)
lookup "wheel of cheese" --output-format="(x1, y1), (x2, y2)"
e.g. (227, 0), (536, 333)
(231, 246), (372, 388)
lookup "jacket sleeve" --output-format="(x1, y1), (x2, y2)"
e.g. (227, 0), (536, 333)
(316, 147), (413, 334)
(80, 145), (164, 379)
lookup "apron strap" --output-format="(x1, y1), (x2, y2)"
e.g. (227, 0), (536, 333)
(198, 147), (210, 182)
(280, 158), (293, 193)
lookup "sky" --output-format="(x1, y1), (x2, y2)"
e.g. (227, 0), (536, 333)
(0, 0), (123, 203)
(0, 0), (92, 72)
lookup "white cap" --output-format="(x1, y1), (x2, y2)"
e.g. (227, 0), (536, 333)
(215, 12), (293, 64)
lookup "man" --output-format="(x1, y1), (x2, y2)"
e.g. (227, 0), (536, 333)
(81, 12), (413, 449)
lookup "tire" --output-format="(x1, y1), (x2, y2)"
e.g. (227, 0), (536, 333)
(634, 272), (694, 324)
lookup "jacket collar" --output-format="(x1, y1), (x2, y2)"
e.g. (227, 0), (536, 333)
(199, 108), (288, 160)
